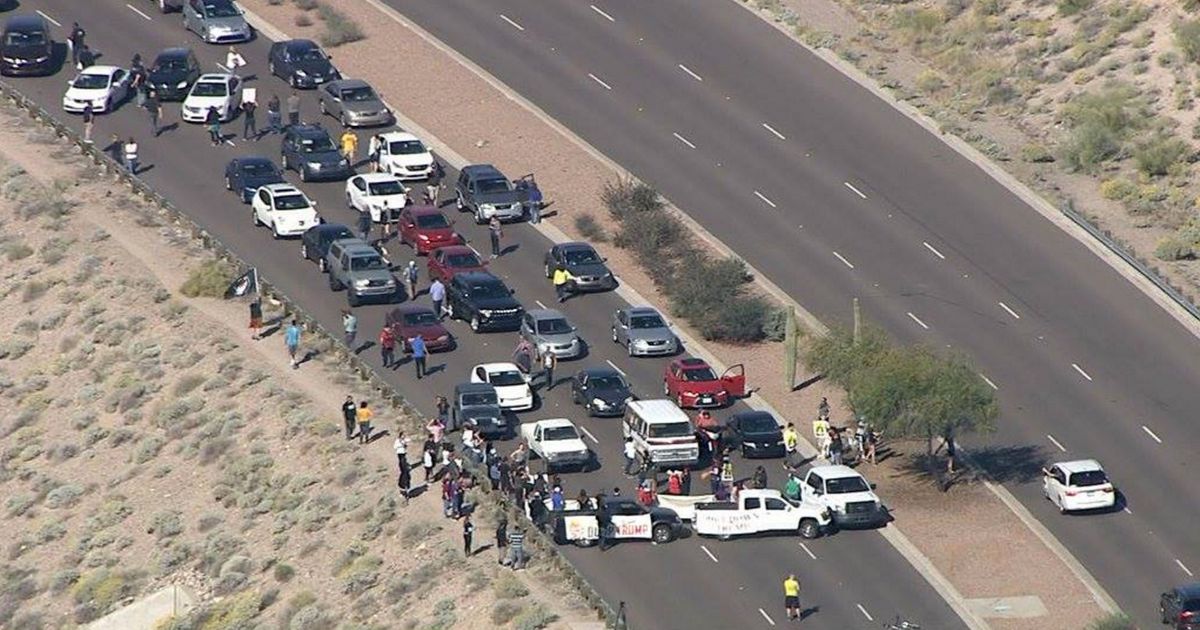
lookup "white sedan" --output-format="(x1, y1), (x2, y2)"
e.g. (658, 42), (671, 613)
(62, 65), (130, 113)
(470, 363), (534, 411)
(1042, 459), (1116, 513)
(346, 173), (408, 223)
(182, 73), (242, 123)
(378, 131), (434, 181)
(251, 183), (320, 239)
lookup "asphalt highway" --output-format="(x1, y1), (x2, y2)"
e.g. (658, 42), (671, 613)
(5, 1), (966, 628)
(383, 0), (1200, 625)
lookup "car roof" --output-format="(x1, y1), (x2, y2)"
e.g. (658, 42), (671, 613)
(559, 241), (596, 252)
(291, 124), (330, 138)
(434, 245), (476, 256)
(477, 362), (521, 372)
(196, 73), (235, 83)
(339, 241), (381, 256)
(526, 308), (567, 321)
(1056, 459), (1104, 474)
(579, 367), (621, 379)
(462, 164), (504, 178)
(626, 399), (690, 422)
(80, 65), (122, 76)
(283, 39), (318, 51)
(356, 172), (401, 184)
(536, 418), (575, 428)
(406, 205), (444, 217)
(155, 47), (192, 60)
(809, 464), (862, 479)
(308, 223), (351, 235)
(235, 156), (275, 166)
(329, 78), (370, 90)
(626, 306), (662, 317)
(675, 357), (711, 369)
(456, 271), (503, 284)
(262, 183), (302, 194)
(380, 130), (420, 142)
(5, 15), (48, 31)
(455, 382), (495, 394)
(1174, 583), (1200, 598)
(731, 410), (776, 423)
(390, 303), (436, 316)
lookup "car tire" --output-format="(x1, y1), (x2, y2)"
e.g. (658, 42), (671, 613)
(328, 274), (343, 291)
(627, 342), (636, 357)
(677, 394), (685, 408)
(104, 96), (112, 113)
(652, 523), (674, 544)
(470, 315), (481, 332)
(798, 519), (820, 540)
(268, 60), (276, 77)
(663, 380), (669, 396)
(544, 261), (552, 278)
(341, 113), (350, 128)
(224, 175), (232, 191)
(319, 100), (327, 115)
(300, 243), (308, 261)
(271, 223), (281, 240)
(345, 193), (353, 209)
(252, 209), (262, 227)
(318, 257), (328, 273)
(455, 192), (464, 211)
(1057, 497), (1066, 514)
(289, 74), (299, 88)
(447, 301), (457, 320)
(475, 209), (486, 225)
(611, 327), (618, 343)
(347, 292), (360, 307)
(300, 168), (309, 183)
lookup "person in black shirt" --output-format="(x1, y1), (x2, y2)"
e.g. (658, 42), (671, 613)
(241, 99), (257, 141)
(462, 516), (474, 557)
(69, 23), (86, 69)
(341, 396), (357, 440)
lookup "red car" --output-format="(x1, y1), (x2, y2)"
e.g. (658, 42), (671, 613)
(398, 205), (463, 255)
(427, 245), (487, 284)
(385, 304), (455, 353)
(663, 358), (745, 409)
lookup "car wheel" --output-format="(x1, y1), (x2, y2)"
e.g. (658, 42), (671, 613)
(663, 381), (669, 396)
(627, 342), (636, 357)
(346, 193), (353, 209)
(252, 209), (262, 227)
(475, 209), (486, 225)
(289, 74), (299, 88)
(652, 524), (674, 544)
(104, 96), (112, 113)
(470, 315), (481, 332)
(446, 301), (457, 320)
(319, 100), (327, 115)
(318, 257), (328, 273)
(300, 168), (309, 182)
(455, 192), (464, 211)
(300, 243), (308, 260)
(611, 327), (618, 343)
(798, 519), (820, 540)
(1057, 496), (1066, 514)
(677, 394), (685, 408)
(544, 261), (552, 278)
(347, 292), (360, 307)
(268, 61), (276, 77)
(328, 274), (342, 291)
(341, 113), (350, 128)
(271, 223), (281, 240)
(224, 175), (232, 191)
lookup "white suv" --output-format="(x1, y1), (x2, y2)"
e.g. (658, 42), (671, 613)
(182, 73), (241, 123)
(251, 183), (319, 239)
(1042, 459), (1115, 513)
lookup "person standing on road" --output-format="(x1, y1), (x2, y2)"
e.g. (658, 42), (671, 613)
(552, 264), (570, 303)
(266, 93), (282, 134)
(248, 298), (263, 340)
(130, 54), (147, 108)
(77, 44), (95, 70)
(225, 46), (246, 78)
(357, 209), (372, 242)
(205, 106), (222, 146)
(342, 309), (358, 350)
(429, 278), (446, 320)
(341, 395), (357, 441)
(425, 162), (442, 204)
(782, 422), (799, 466)
(784, 574), (801, 621)
(828, 426), (844, 465)
(286, 90), (301, 128)
(540, 351), (557, 390)
(69, 22), (86, 69)
(622, 437), (638, 477)
(435, 395), (451, 428)
(340, 129), (358, 164)
(82, 103), (95, 144)
(368, 134), (382, 173)
(146, 89), (163, 137)
(285, 319), (302, 369)
(404, 260), (419, 299)
(462, 515), (474, 557)
(488, 216), (503, 258)
(241, 98), (257, 140)
(526, 176), (543, 224)
(356, 400), (374, 444)
(410, 334), (427, 380)
(379, 323), (396, 368)
(122, 137), (139, 175)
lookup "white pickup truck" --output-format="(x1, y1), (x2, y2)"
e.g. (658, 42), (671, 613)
(519, 418), (592, 472)
(800, 465), (889, 528)
(657, 489), (829, 540)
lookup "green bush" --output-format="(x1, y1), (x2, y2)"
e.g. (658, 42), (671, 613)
(1175, 19), (1200, 63)
(180, 260), (235, 298)
(601, 179), (664, 222)
(893, 8), (944, 45)
(493, 572), (529, 599)
(573, 213), (608, 242)
(1057, 0), (1094, 16)
(1154, 236), (1192, 261)
(491, 600), (525, 625)
(318, 7), (365, 47)
(512, 604), (558, 630)
(702, 296), (771, 343)
(612, 209), (686, 264)
(293, 0), (319, 9)
(2, 241), (33, 261)
(1133, 136), (1190, 177)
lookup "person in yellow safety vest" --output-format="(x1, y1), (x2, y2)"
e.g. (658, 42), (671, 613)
(782, 422), (799, 464)
(552, 264), (570, 303)
(812, 417), (830, 458)
(340, 130), (358, 163)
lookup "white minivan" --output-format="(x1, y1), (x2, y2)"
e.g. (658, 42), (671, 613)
(622, 399), (699, 469)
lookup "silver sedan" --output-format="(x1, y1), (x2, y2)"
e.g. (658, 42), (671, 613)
(318, 79), (393, 128)
(611, 306), (679, 357)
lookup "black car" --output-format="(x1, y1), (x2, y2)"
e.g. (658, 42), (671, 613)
(451, 382), (507, 438)
(267, 39), (339, 89)
(1162, 583), (1200, 629)
(300, 223), (354, 272)
(445, 271), (524, 332)
(723, 411), (785, 459)
(544, 241), (617, 293)
(224, 156), (285, 203)
(146, 47), (201, 100)
(548, 498), (683, 546)
(281, 124), (352, 182)
(0, 15), (55, 77)
(570, 367), (632, 417)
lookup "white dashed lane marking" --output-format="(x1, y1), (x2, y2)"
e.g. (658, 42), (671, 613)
(579, 426), (599, 444)
(678, 63), (703, 82)
(37, 10), (62, 26)
(856, 604), (874, 622)
(672, 132), (696, 149)
(605, 359), (626, 376)
(753, 191), (777, 208)
(998, 301), (1021, 320)
(1177, 559), (1194, 577)
(761, 122), (786, 140)
(798, 542), (817, 560)
(1142, 425), (1163, 444)
(126, 4), (153, 20)
(700, 545), (719, 563)
(1071, 363), (1093, 381)
(589, 4), (616, 22)
(843, 181), (868, 199)
(588, 73), (612, 90)
(535, 300), (547, 309)
(758, 608), (776, 626)
(832, 251), (854, 270)
(922, 241), (946, 260)
(907, 311), (930, 330)
(500, 14), (525, 31)
(979, 373), (998, 390)
(1046, 434), (1066, 453)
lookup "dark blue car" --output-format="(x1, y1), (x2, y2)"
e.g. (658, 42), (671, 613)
(224, 156), (285, 203)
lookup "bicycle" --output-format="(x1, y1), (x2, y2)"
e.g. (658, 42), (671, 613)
(883, 616), (920, 630)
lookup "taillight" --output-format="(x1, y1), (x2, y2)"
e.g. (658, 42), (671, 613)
(1182, 610), (1196, 619)
(1065, 490), (1078, 497)
(1102, 487), (1114, 493)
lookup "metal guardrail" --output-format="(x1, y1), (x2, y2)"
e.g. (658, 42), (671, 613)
(0, 78), (623, 628)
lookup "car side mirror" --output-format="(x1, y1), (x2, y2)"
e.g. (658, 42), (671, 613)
(869, 482), (877, 490)
(509, 288), (516, 295)
(602, 257), (608, 263)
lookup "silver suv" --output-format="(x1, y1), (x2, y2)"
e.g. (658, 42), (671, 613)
(520, 309), (583, 359)
(325, 238), (400, 306)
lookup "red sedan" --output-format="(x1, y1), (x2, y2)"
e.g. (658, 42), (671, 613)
(427, 245), (487, 284)
(398, 205), (463, 255)
(385, 304), (455, 353)
(663, 358), (745, 409)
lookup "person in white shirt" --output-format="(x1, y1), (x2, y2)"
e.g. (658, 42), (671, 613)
(225, 46), (246, 78)
(122, 137), (139, 175)
(392, 431), (410, 471)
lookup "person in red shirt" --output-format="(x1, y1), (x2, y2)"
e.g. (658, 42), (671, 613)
(379, 325), (396, 368)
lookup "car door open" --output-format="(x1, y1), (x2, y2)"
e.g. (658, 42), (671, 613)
(721, 364), (746, 398)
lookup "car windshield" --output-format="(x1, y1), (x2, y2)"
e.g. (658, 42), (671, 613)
(1069, 470), (1108, 487)
(648, 421), (693, 439)
(191, 81), (227, 97)
(589, 376), (626, 391)
(740, 416), (778, 433)
(543, 426), (579, 441)
(297, 48), (326, 61)
(154, 57), (189, 72)
(536, 318), (572, 335)
(630, 314), (665, 329)
(73, 73), (110, 89)
(241, 162), (277, 177)
(341, 86), (376, 102)
(489, 370), (525, 386)
(681, 367), (717, 382)
(402, 311), (438, 326)
(563, 248), (601, 265)
(203, 2), (240, 18)
(416, 214), (450, 229)
(273, 194), (310, 210)
(367, 181), (404, 196)
(460, 392), (497, 406)
(388, 140), (426, 155)
(469, 281), (508, 299)
(825, 476), (870, 494)
(5, 31), (46, 47)
(475, 177), (512, 194)
(322, 228), (353, 242)
(350, 255), (387, 271)
(446, 252), (480, 268)
(299, 137), (336, 153)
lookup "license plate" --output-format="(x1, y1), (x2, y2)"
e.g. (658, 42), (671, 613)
(700, 396), (713, 403)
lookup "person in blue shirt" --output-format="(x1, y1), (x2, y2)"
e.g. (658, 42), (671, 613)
(409, 334), (427, 379)
(284, 320), (302, 369)
(527, 177), (543, 224)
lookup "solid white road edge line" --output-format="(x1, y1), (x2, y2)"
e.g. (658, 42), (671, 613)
(922, 241), (946, 260)
(499, 14), (525, 31)
(36, 10), (61, 27)
(700, 545), (719, 563)
(832, 251), (854, 269)
(678, 63), (703, 81)
(998, 301), (1020, 320)
(856, 604), (874, 621)
(758, 608), (776, 626)
(672, 132), (696, 149)
(580, 426), (599, 444)
(798, 542), (817, 560)
(843, 181), (868, 199)
(587, 73), (612, 90)
(1071, 363), (1093, 381)
(589, 4), (616, 22)
(126, 4), (153, 20)
(1141, 425), (1163, 444)
(1046, 434), (1066, 453)
(907, 311), (930, 330)
(761, 122), (786, 140)
(753, 191), (777, 208)
(605, 359), (626, 376)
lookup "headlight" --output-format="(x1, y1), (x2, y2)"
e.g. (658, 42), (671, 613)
(591, 398), (608, 409)
(436, 335), (449, 342)
(340, 158), (349, 166)
(417, 234), (430, 241)
(382, 278), (395, 286)
(682, 391), (697, 397)
(633, 338), (650, 346)
(478, 309), (494, 317)
(354, 279), (371, 288)
(294, 70), (308, 77)
(776, 440), (785, 446)
(177, 81), (189, 89)
(479, 203), (495, 211)
(307, 162), (322, 170)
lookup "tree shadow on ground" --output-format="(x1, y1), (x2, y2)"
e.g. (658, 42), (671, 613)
(895, 443), (1048, 491)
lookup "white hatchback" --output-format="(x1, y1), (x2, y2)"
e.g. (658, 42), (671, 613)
(470, 363), (534, 411)
(62, 65), (130, 113)
(345, 173), (408, 222)
(182, 73), (242, 123)
(251, 183), (319, 239)
(1042, 459), (1116, 513)
(378, 131), (434, 181)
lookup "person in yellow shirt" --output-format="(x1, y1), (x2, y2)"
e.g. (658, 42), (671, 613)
(552, 264), (571, 303)
(812, 417), (830, 458)
(783, 573), (801, 621)
(782, 422), (799, 465)
(340, 130), (358, 163)
(356, 400), (373, 445)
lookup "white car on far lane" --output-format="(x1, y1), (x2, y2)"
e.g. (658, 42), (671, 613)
(377, 131), (435, 181)
(62, 65), (130, 113)
(470, 363), (534, 411)
(1042, 459), (1116, 513)
(346, 173), (408, 223)
(182, 73), (242, 123)
(251, 183), (319, 239)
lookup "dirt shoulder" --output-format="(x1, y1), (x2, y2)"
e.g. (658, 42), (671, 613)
(234, 1), (1112, 628)
(0, 101), (587, 628)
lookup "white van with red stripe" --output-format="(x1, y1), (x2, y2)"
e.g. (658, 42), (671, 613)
(622, 399), (699, 469)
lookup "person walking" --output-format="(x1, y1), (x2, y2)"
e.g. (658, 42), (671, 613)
(266, 93), (282, 134)
(379, 324), (396, 368)
(812, 416), (830, 458)
(68, 22), (86, 69)
(145, 89), (163, 137)
(488, 215), (503, 259)
(552, 264), (570, 303)
(122, 137), (139, 175)
(828, 426), (844, 466)
(284, 319), (302, 369)
(425, 161), (442, 205)
(865, 427), (880, 465)
(248, 297), (263, 340)
(340, 129), (358, 164)
(397, 460), (411, 506)
(342, 309), (358, 350)
(410, 334), (427, 380)
(622, 437), (638, 477)
(130, 54), (147, 108)
(368, 134), (382, 172)
(404, 260), (419, 299)
(286, 90), (301, 128)
(784, 574), (802, 621)
(241, 98), (257, 140)
(506, 526), (526, 569)
(495, 517), (508, 564)
(429, 278), (446, 320)
(341, 395), (357, 440)
(462, 515), (474, 557)
(356, 209), (372, 242)
(356, 401), (373, 444)
(225, 46), (246, 78)
(540, 350), (557, 390)
(435, 395), (451, 427)
(82, 103), (95, 144)
(77, 44), (95, 70)
(205, 106), (222, 146)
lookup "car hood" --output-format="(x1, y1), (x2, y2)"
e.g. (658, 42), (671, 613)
(677, 380), (725, 393)
(475, 189), (523, 205)
(343, 99), (386, 114)
(534, 331), (579, 346)
(741, 429), (783, 442)
(565, 261), (610, 278)
(203, 16), (248, 31)
(589, 386), (630, 405)
(628, 327), (674, 344)
(473, 296), (521, 311)
(384, 151), (433, 167)
(3, 44), (51, 59)
(493, 382), (531, 399)
(294, 58), (335, 76)
(65, 85), (110, 99)
(544, 438), (588, 454)
(148, 68), (190, 85)
(462, 406), (505, 427)
(274, 209), (319, 225)
(398, 322), (449, 340)
(825, 490), (879, 506)
(242, 173), (285, 189)
(347, 268), (393, 282)
(300, 150), (344, 166)
(185, 94), (233, 107)
(416, 226), (457, 241)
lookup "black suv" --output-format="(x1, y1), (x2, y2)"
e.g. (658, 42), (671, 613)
(147, 47), (201, 100)
(445, 271), (523, 332)
(451, 382), (507, 438)
(224, 156), (285, 203)
(281, 124), (352, 182)
(723, 411), (785, 459)
(1162, 583), (1200, 629)
(0, 15), (54, 77)
(267, 39), (339, 89)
